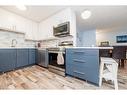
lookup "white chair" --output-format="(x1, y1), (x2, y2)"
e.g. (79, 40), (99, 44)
(99, 57), (118, 90)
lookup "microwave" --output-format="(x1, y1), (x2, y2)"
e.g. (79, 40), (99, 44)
(53, 22), (70, 37)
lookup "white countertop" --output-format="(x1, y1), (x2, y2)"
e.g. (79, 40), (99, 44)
(41, 46), (113, 49)
(66, 47), (113, 49)
(0, 47), (36, 49)
(0, 47), (113, 49)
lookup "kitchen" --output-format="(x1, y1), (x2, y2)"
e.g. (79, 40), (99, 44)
(0, 6), (127, 90)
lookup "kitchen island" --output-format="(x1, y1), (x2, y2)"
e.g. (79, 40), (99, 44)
(65, 47), (113, 86)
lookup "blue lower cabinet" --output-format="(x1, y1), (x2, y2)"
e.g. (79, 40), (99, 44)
(16, 49), (29, 68)
(0, 48), (36, 73)
(66, 50), (73, 76)
(0, 49), (16, 72)
(28, 49), (36, 65)
(84, 67), (99, 84)
(66, 48), (99, 85)
(65, 63), (74, 76)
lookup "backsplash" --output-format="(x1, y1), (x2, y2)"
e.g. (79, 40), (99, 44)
(40, 36), (73, 48)
(0, 30), (36, 47)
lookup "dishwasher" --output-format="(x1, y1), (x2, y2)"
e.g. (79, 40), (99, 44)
(37, 48), (48, 67)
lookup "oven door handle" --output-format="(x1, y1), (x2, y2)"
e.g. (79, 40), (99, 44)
(48, 51), (65, 54)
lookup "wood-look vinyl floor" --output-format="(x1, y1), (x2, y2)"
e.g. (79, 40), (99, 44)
(0, 65), (127, 90)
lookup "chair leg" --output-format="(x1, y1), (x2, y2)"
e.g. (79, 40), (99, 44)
(99, 62), (104, 87)
(114, 79), (118, 90)
(99, 77), (102, 87)
(121, 59), (124, 67)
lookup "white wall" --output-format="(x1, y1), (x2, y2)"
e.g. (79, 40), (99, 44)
(76, 28), (82, 46)
(0, 8), (38, 40)
(96, 25), (127, 46)
(38, 8), (77, 46)
(77, 29), (96, 47)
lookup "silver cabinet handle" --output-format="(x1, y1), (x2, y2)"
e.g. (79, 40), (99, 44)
(74, 71), (85, 75)
(73, 59), (86, 63)
(73, 51), (85, 53)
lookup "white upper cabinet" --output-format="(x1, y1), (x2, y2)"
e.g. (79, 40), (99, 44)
(38, 19), (54, 40)
(0, 8), (38, 40)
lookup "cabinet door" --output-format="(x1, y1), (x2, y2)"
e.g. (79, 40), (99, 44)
(66, 49), (74, 76)
(0, 49), (16, 72)
(28, 49), (36, 65)
(17, 49), (29, 68)
(37, 50), (41, 64)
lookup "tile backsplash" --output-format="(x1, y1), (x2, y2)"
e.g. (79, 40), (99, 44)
(0, 30), (36, 47)
(40, 36), (73, 48)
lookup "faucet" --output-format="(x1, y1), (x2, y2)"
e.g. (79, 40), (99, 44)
(11, 39), (17, 47)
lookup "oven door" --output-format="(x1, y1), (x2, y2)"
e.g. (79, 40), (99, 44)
(48, 52), (65, 69)
(48, 52), (65, 76)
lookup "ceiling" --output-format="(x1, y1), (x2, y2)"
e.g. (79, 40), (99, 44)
(1, 6), (66, 22)
(1, 6), (127, 30)
(73, 6), (127, 30)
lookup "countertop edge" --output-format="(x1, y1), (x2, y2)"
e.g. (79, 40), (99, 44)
(0, 47), (36, 49)
(65, 47), (113, 49)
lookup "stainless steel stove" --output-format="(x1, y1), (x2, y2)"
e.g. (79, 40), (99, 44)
(48, 47), (65, 76)
(47, 41), (73, 76)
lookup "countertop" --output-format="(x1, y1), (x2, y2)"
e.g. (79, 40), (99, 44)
(0, 47), (36, 49)
(66, 47), (113, 49)
(38, 46), (113, 49)
(1, 46), (112, 50)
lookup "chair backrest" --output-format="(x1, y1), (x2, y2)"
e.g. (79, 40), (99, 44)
(101, 57), (118, 78)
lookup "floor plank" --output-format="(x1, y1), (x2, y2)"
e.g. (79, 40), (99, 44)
(0, 65), (127, 90)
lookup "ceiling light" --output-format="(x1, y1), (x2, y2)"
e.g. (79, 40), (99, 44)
(16, 5), (27, 11)
(81, 10), (91, 19)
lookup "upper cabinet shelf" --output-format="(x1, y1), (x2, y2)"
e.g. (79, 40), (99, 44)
(0, 27), (25, 35)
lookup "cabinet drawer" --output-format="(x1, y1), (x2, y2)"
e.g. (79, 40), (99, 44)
(68, 56), (99, 68)
(73, 59), (86, 64)
(66, 49), (99, 56)
(73, 61), (99, 73)
(83, 67), (99, 84)
(73, 63), (87, 80)
(73, 63), (86, 72)
(73, 70), (86, 80)
(73, 65), (99, 83)
(72, 54), (86, 60)
(83, 55), (99, 68)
